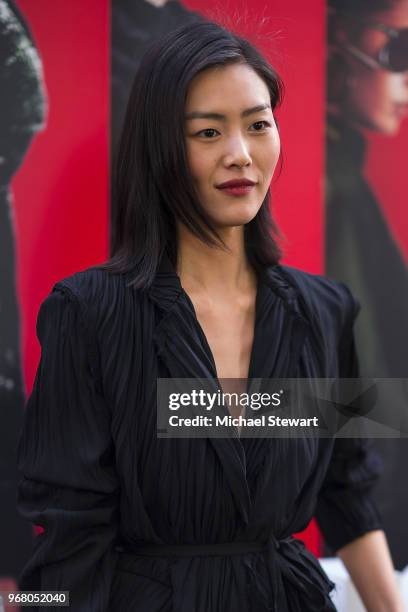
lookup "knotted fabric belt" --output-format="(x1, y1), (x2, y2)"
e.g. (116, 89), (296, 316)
(117, 538), (279, 559)
(116, 535), (335, 611)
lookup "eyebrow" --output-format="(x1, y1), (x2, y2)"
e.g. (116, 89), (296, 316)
(185, 103), (271, 121)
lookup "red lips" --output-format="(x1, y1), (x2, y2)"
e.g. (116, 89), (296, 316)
(216, 178), (256, 189)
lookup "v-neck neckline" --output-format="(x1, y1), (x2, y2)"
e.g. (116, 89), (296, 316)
(147, 253), (310, 387)
(148, 259), (311, 456)
(179, 275), (264, 386)
(178, 273), (279, 444)
(180, 286), (260, 439)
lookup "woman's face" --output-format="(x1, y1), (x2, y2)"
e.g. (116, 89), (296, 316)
(184, 63), (280, 229)
(346, 4), (408, 135)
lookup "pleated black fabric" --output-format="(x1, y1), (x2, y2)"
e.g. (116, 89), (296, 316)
(17, 257), (383, 611)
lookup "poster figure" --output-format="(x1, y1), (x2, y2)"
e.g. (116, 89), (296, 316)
(326, 0), (408, 568)
(0, 0), (47, 580)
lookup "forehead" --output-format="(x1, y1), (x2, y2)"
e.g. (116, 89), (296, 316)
(185, 63), (271, 112)
(373, 4), (408, 29)
(357, 5), (408, 51)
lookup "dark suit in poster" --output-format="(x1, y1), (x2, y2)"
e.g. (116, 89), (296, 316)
(0, 0), (46, 579)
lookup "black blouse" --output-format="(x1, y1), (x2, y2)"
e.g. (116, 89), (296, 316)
(17, 258), (383, 611)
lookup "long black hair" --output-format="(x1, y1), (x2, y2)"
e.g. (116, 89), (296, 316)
(96, 20), (285, 289)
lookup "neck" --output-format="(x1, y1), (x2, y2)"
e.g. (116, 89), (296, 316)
(176, 223), (257, 295)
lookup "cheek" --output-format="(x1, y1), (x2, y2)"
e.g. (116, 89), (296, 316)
(352, 70), (397, 112)
(371, 73), (399, 107)
(186, 143), (214, 185)
(258, 134), (281, 176)
(349, 71), (403, 133)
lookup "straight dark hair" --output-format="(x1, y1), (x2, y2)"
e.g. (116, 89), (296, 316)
(96, 20), (285, 289)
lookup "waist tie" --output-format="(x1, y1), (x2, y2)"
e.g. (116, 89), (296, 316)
(116, 535), (335, 611)
(118, 539), (269, 559)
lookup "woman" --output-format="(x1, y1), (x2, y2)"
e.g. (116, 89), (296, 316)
(327, 0), (408, 569)
(17, 21), (403, 612)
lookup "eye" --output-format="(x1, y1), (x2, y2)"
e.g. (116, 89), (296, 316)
(250, 120), (272, 132)
(195, 128), (220, 139)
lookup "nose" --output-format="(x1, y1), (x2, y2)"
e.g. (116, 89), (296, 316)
(223, 135), (252, 168)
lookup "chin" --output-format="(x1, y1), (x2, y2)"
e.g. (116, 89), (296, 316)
(381, 120), (400, 136)
(214, 210), (260, 228)
(368, 113), (400, 136)
(212, 203), (262, 226)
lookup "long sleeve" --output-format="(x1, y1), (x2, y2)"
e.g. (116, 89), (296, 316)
(315, 284), (383, 553)
(17, 285), (119, 611)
